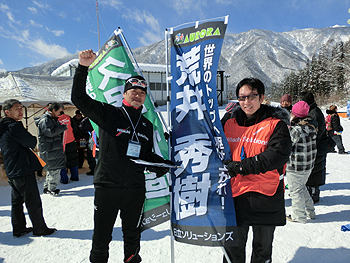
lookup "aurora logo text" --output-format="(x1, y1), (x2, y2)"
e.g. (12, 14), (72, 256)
(174, 27), (221, 45)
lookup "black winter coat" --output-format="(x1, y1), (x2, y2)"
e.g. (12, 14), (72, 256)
(326, 109), (343, 133)
(34, 111), (67, 171)
(71, 65), (154, 188)
(222, 104), (292, 226)
(307, 102), (328, 187)
(0, 117), (42, 178)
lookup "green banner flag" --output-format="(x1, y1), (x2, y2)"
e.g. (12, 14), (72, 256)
(86, 30), (170, 231)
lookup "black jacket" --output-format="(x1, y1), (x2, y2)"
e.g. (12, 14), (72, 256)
(0, 117), (42, 178)
(34, 111), (67, 171)
(71, 65), (154, 188)
(222, 104), (291, 226)
(307, 102), (328, 187)
(326, 109), (343, 133)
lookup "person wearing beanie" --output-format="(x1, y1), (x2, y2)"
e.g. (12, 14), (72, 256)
(71, 49), (174, 263)
(222, 78), (291, 263)
(286, 101), (317, 223)
(325, 105), (347, 154)
(291, 101), (309, 118)
(280, 94), (293, 112)
(298, 91), (328, 204)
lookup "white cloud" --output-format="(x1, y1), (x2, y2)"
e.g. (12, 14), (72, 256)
(45, 27), (64, 37)
(28, 7), (37, 14)
(123, 11), (160, 32)
(0, 3), (15, 22)
(52, 30), (64, 37)
(29, 20), (43, 28)
(138, 30), (162, 46)
(99, 0), (123, 9)
(32, 1), (50, 10)
(0, 58), (3, 65)
(29, 38), (70, 59)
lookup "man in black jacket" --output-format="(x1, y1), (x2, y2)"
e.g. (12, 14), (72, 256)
(72, 49), (171, 263)
(298, 91), (328, 203)
(0, 99), (56, 237)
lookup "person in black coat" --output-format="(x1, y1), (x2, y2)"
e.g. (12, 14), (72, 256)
(222, 78), (291, 263)
(326, 105), (347, 154)
(0, 99), (56, 237)
(72, 49), (172, 263)
(298, 91), (328, 203)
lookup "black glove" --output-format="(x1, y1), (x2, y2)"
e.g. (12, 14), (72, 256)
(146, 152), (174, 165)
(147, 166), (169, 177)
(146, 152), (175, 177)
(223, 160), (244, 177)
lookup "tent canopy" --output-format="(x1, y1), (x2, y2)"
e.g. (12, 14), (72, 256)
(0, 73), (73, 107)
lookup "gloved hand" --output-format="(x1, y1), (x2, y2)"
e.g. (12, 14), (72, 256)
(146, 152), (175, 177)
(147, 166), (169, 177)
(146, 152), (175, 166)
(334, 131), (342, 135)
(223, 160), (244, 177)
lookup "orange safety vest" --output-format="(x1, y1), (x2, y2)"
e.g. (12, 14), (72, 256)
(224, 117), (282, 197)
(58, 114), (75, 145)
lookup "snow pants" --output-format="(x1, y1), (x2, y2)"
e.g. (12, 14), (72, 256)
(223, 225), (275, 263)
(90, 186), (145, 263)
(43, 169), (60, 191)
(288, 170), (315, 223)
(8, 173), (48, 236)
(330, 134), (346, 153)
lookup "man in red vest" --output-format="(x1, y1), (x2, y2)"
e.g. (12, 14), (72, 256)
(222, 78), (292, 263)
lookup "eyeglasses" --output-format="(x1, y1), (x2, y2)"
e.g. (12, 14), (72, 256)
(127, 78), (147, 88)
(237, 94), (259, 101)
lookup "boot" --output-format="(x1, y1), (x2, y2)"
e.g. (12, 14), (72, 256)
(312, 187), (320, 204)
(70, 166), (79, 181)
(60, 168), (68, 184)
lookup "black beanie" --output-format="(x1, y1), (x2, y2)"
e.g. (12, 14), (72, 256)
(124, 75), (147, 94)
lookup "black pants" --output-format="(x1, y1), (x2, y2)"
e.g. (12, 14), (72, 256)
(330, 134), (346, 153)
(90, 186), (145, 263)
(8, 173), (47, 235)
(78, 147), (96, 170)
(223, 225), (276, 263)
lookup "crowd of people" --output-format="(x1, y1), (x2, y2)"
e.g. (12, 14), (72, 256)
(0, 49), (348, 262)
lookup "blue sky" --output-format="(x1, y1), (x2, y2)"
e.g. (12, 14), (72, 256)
(1, 0), (350, 72)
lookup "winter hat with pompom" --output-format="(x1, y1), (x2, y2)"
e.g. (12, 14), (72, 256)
(329, 105), (337, 111)
(292, 101), (310, 118)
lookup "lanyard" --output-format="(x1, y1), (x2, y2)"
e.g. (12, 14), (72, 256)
(122, 107), (142, 142)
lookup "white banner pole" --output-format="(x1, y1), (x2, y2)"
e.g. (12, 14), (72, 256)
(165, 27), (175, 263)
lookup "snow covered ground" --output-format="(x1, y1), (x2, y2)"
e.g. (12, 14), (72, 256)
(1, 109), (350, 263)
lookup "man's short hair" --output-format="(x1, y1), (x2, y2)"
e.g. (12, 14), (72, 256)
(236, 78), (265, 98)
(3, 99), (22, 114)
(298, 91), (315, 106)
(48, 102), (64, 111)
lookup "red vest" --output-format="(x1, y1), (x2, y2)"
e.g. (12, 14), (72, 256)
(58, 114), (75, 145)
(224, 117), (282, 197)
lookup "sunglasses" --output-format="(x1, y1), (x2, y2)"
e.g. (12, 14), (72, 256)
(237, 93), (259, 101)
(127, 78), (147, 88)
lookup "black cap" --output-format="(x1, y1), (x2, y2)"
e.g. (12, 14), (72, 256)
(124, 75), (147, 94)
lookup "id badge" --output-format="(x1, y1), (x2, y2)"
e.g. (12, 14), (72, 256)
(126, 140), (141, 158)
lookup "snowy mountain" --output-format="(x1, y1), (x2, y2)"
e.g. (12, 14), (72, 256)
(16, 26), (350, 90)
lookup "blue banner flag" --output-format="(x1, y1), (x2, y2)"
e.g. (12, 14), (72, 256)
(170, 18), (237, 247)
